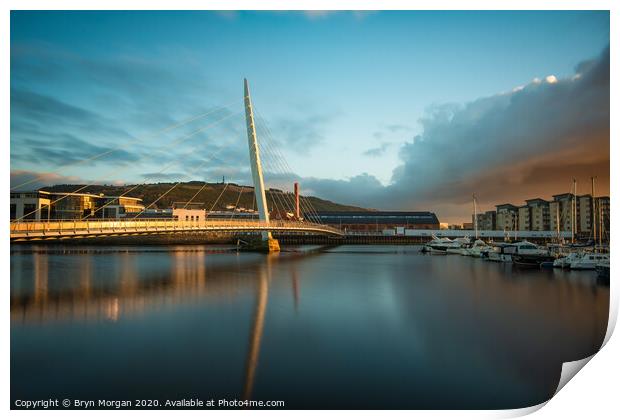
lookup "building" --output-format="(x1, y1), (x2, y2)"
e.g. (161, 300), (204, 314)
(599, 196), (610, 234)
(578, 195), (611, 238)
(474, 192), (610, 236)
(525, 198), (550, 231)
(495, 204), (519, 231)
(95, 196), (145, 218)
(474, 210), (496, 230)
(10, 191), (51, 220)
(314, 211), (440, 233)
(10, 190), (143, 220)
(518, 205), (530, 231)
(549, 193), (575, 233)
(510, 199), (550, 232)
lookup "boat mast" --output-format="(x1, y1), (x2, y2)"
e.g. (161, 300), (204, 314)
(555, 204), (560, 243)
(591, 176), (597, 248)
(571, 178), (577, 243)
(599, 202), (603, 248)
(473, 193), (478, 239)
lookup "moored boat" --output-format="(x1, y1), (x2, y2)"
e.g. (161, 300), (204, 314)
(596, 262), (610, 280)
(511, 241), (554, 268)
(570, 253), (610, 270)
(487, 243), (515, 262)
(553, 252), (583, 269)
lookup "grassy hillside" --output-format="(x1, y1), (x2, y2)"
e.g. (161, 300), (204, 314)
(43, 181), (367, 213)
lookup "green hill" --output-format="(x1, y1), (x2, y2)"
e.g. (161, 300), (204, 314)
(43, 181), (367, 213)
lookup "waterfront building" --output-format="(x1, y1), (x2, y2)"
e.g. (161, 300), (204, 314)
(10, 191), (51, 220)
(549, 193), (574, 233)
(599, 196), (610, 233)
(578, 195), (594, 234)
(171, 202), (206, 222)
(10, 190), (144, 220)
(525, 198), (550, 231)
(95, 196), (145, 218)
(474, 211), (496, 230)
(576, 195), (611, 237)
(475, 192), (609, 236)
(495, 204), (519, 232)
(518, 205), (530, 231)
(314, 211), (439, 233)
(172, 208), (205, 222)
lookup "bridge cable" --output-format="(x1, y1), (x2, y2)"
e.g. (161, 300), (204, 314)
(254, 121), (300, 218)
(253, 115), (305, 220)
(182, 182), (210, 210)
(205, 183), (229, 220)
(254, 108), (323, 224)
(228, 186), (246, 221)
(81, 142), (228, 220)
(130, 138), (243, 220)
(13, 111), (241, 223)
(257, 143), (293, 221)
(253, 109), (323, 225)
(11, 101), (239, 191)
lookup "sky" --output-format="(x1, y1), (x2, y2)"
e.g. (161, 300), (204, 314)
(10, 11), (610, 222)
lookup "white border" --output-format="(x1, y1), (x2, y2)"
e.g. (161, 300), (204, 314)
(3, 1), (616, 419)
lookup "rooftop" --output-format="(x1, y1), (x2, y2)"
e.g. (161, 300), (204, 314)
(525, 198), (549, 205)
(496, 204), (519, 210)
(314, 210), (439, 225)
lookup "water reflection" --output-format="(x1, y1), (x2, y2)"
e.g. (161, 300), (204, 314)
(10, 245), (609, 409)
(243, 255), (272, 400)
(11, 248), (261, 323)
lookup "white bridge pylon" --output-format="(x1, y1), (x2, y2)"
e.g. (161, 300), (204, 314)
(244, 78), (272, 242)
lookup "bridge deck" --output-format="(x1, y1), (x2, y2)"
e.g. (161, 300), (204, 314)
(10, 219), (344, 241)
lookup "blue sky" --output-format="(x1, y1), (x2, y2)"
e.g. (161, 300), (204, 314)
(10, 11), (610, 221)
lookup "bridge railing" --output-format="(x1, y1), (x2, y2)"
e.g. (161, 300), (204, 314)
(9, 218), (344, 238)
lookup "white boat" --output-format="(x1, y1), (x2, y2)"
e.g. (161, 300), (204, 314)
(422, 236), (453, 253)
(465, 239), (493, 257)
(512, 241), (548, 256)
(570, 253), (610, 270)
(487, 243), (516, 262)
(553, 252), (582, 268)
(446, 237), (471, 254)
(424, 236), (469, 254)
(511, 241), (555, 268)
(596, 262), (610, 280)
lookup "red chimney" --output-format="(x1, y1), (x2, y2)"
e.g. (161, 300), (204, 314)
(294, 182), (300, 220)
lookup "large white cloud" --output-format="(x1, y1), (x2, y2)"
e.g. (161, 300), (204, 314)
(303, 46), (609, 221)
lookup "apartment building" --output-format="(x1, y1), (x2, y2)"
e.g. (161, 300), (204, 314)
(495, 204), (519, 231)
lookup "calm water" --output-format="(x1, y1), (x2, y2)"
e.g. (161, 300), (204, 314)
(10, 244), (608, 409)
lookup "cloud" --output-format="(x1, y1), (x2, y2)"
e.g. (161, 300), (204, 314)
(11, 133), (139, 167)
(301, 11), (376, 21)
(302, 11), (334, 20)
(286, 46), (610, 221)
(363, 142), (392, 157)
(372, 123), (413, 141)
(10, 170), (85, 190)
(140, 172), (188, 182)
(263, 111), (337, 153)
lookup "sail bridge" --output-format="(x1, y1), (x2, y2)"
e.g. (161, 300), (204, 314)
(9, 219), (343, 241)
(9, 80), (344, 249)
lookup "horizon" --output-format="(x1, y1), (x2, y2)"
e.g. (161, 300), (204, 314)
(10, 10), (610, 223)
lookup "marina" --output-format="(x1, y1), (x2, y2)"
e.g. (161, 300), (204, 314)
(420, 234), (610, 276)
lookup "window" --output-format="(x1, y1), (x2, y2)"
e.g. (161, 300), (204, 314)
(10, 204), (16, 219)
(23, 204), (37, 220)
